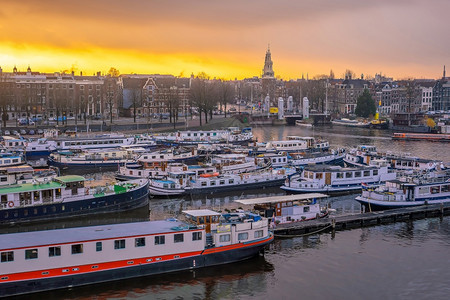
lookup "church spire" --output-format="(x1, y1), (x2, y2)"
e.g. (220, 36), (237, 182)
(262, 45), (274, 78)
(444, 65), (446, 78)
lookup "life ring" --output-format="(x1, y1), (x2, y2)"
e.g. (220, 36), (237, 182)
(8, 201), (14, 208)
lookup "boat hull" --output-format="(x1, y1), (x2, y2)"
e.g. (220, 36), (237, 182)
(187, 178), (286, 195)
(0, 182), (149, 224)
(355, 196), (450, 211)
(281, 184), (363, 196)
(0, 234), (273, 298)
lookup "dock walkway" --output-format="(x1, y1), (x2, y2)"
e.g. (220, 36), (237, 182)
(274, 203), (450, 237)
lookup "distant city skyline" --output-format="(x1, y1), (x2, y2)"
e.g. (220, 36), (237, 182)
(0, 0), (449, 80)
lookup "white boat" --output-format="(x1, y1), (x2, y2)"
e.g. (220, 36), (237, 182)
(136, 147), (199, 164)
(23, 138), (57, 159)
(0, 152), (26, 167)
(48, 148), (139, 168)
(356, 171), (450, 211)
(281, 160), (397, 195)
(51, 133), (136, 151)
(295, 120), (313, 127)
(211, 154), (262, 174)
(332, 118), (370, 127)
(288, 149), (345, 166)
(344, 145), (444, 171)
(0, 165), (57, 186)
(152, 127), (253, 145)
(235, 193), (330, 225)
(148, 167), (296, 197)
(0, 209), (273, 297)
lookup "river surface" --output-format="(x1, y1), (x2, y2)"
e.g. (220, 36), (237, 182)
(12, 125), (450, 299)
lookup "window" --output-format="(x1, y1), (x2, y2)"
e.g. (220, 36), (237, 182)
(219, 234), (231, 242)
(135, 237), (146, 247)
(303, 206), (310, 213)
(364, 170), (371, 176)
(72, 244), (83, 254)
(25, 249), (38, 260)
(49, 246), (61, 257)
(96, 242), (102, 252)
(238, 232), (248, 241)
(192, 232), (202, 241)
(174, 233), (184, 243)
(373, 170), (378, 176)
(355, 171), (361, 177)
(345, 172), (353, 178)
(254, 230), (264, 238)
(1, 251), (14, 262)
(336, 173), (343, 179)
(155, 235), (165, 245)
(114, 239), (126, 249)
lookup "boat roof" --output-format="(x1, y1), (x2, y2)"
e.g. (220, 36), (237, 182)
(304, 165), (377, 172)
(234, 193), (328, 205)
(0, 165), (34, 174)
(0, 220), (190, 251)
(0, 181), (62, 194)
(55, 175), (85, 183)
(182, 209), (222, 217)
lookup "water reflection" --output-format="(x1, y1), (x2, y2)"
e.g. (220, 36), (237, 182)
(20, 256), (274, 300)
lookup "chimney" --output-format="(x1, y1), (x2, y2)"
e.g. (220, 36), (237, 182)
(80, 71), (83, 76)
(97, 71), (101, 77)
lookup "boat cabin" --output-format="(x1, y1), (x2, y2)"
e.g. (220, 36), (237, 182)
(183, 209), (222, 233)
(235, 193), (328, 224)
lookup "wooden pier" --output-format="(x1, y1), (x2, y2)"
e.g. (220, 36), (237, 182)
(273, 203), (450, 237)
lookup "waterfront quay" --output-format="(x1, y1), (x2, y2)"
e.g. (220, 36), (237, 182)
(274, 203), (450, 237)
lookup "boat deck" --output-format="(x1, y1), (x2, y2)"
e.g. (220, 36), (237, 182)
(274, 203), (450, 237)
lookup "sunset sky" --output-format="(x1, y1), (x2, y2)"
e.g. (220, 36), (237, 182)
(0, 0), (448, 80)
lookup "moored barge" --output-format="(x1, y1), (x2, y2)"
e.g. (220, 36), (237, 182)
(0, 209), (273, 297)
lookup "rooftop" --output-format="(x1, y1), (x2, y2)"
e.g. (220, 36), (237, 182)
(234, 193), (328, 205)
(0, 219), (188, 250)
(55, 175), (85, 183)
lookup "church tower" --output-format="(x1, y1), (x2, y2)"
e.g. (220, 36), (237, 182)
(262, 45), (274, 78)
(261, 45), (276, 106)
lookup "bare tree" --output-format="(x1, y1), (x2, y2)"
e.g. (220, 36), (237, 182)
(218, 80), (234, 118)
(130, 88), (142, 123)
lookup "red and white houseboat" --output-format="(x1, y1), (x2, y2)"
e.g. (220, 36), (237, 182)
(0, 209), (273, 297)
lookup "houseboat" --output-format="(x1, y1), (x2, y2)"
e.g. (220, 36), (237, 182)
(0, 209), (273, 297)
(48, 148), (139, 169)
(281, 161), (397, 195)
(0, 165), (57, 186)
(331, 118), (370, 127)
(136, 147), (199, 164)
(235, 193), (330, 225)
(355, 171), (450, 211)
(24, 138), (57, 159)
(52, 133), (136, 151)
(344, 145), (443, 171)
(0, 152), (26, 167)
(149, 167), (296, 197)
(288, 149), (345, 167)
(152, 127), (253, 145)
(0, 175), (149, 224)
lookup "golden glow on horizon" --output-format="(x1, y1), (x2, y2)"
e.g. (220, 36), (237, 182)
(0, 1), (448, 80)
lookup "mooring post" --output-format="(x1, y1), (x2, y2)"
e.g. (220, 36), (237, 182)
(440, 202), (444, 216)
(331, 218), (336, 229)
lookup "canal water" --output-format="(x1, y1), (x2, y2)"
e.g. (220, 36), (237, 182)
(14, 125), (450, 299)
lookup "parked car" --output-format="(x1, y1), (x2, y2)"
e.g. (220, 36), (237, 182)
(4, 130), (10, 135)
(20, 129), (28, 135)
(12, 130), (19, 136)
(37, 129), (44, 135)
(28, 129), (35, 135)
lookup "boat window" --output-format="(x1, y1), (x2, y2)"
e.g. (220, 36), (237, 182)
(192, 232), (202, 241)
(336, 173), (343, 179)
(135, 237), (146, 247)
(364, 171), (371, 176)
(114, 239), (126, 249)
(49, 246), (61, 257)
(303, 206), (310, 213)
(345, 172), (353, 178)
(174, 233), (184, 243)
(254, 230), (264, 238)
(25, 249), (38, 260)
(96, 242), (102, 252)
(373, 170), (378, 176)
(1, 251), (14, 262)
(71, 244), (83, 254)
(220, 180), (225, 185)
(201, 182), (207, 186)
(219, 234), (231, 242)
(238, 232), (248, 241)
(315, 173), (323, 179)
(431, 186), (440, 194)
(442, 185), (450, 193)
(155, 235), (165, 245)
(210, 181), (216, 186)
(419, 187), (430, 195)
(355, 171), (361, 177)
